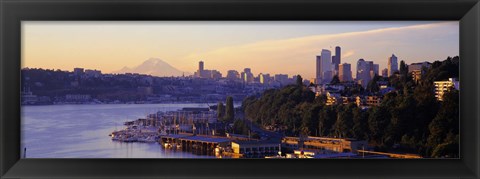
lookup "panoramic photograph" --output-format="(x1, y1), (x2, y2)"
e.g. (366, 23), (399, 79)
(21, 21), (459, 159)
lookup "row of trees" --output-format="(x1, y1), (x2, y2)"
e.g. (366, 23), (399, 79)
(242, 56), (459, 158)
(217, 96), (235, 122)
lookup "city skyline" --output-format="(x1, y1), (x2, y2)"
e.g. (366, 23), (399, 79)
(22, 21), (459, 79)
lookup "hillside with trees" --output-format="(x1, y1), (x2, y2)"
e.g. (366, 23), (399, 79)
(242, 56), (459, 158)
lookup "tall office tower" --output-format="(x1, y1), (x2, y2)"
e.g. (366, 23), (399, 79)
(388, 54), (398, 77)
(321, 49), (332, 83)
(356, 59), (372, 88)
(316, 55), (322, 84)
(331, 46), (341, 74)
(338, 63), (352, 82)
(365, 61), (378, 79)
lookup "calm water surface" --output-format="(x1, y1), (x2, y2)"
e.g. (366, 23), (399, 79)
(21, 103), (218, 158)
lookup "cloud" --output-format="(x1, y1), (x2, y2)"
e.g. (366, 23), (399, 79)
(180, 21), (458, 79)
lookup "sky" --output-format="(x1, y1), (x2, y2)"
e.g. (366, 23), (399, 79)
(22, 21), (459, 79)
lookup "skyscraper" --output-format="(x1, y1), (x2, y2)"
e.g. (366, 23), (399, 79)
(338, 63), (352, 82)
(356, 59), (377, 88)
(332, 46), (341, 75)
(321, 49), (332, 83)
(316, 55), (322, 84)
(388, 54), (398, 77)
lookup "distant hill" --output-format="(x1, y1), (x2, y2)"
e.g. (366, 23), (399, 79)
(113, 58), (190, 77)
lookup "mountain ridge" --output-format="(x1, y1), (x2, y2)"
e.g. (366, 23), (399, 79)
(112, 58), (190, 77)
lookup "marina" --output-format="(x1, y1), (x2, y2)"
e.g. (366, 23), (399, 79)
(108, 106), (422, 159)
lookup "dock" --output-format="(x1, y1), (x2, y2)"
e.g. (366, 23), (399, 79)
(160, 134), (231, 154)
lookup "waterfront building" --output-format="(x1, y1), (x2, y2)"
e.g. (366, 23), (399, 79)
(65, 94), (91, 102)
(231, 140), (281, 157)
(434, 78), (460, 101)
(338, 63), (352, 82)
(282, 136), (368, 153)
(388, 54), (398, 77)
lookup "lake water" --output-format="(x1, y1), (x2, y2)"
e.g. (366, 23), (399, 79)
(21, 103), (222, 158)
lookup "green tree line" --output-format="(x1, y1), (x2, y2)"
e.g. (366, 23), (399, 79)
(242, 56), (459, 158)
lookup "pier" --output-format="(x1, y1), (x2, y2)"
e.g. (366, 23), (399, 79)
(160, 134), (231, 154)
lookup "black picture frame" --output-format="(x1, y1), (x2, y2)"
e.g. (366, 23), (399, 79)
(1, 0), (479, 178)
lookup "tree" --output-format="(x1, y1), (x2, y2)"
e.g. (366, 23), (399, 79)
(225, 96), (235, 122)
(296, 75), (303, 86)
(366, 74), (381, 93)
(368, 106), (391, 145)
(352, 107), (368, 140)
(217, 102), (225, 120)
(330, 75), (340, 85)
(333, 104), (354, 138)
(427, 89), (459, 155)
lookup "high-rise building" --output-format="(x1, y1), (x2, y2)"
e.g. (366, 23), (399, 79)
(338, 63), (352, 82)
(382, 68), (388, 78)
(320, 49), (332, 83)
(388, 54), (398, 77)
(226, 70), (240, 80)
(259, 73), (271, 84)
(243, 68), (254, 83)
(332, 46), (341, 75)
(356, 59), (376, 88)
(316, 55), (322, 84)
(274, 74), (289, 85)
